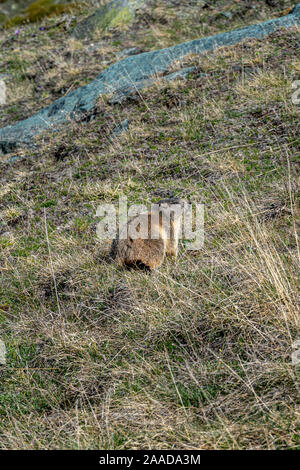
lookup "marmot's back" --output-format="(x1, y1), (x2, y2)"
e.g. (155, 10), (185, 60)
(111, 198), (185, 269)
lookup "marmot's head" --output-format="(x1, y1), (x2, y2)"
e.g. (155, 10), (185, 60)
(154, 197), (191, 221)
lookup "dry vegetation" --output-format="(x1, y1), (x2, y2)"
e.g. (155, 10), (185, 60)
(0, 0), (299, 450)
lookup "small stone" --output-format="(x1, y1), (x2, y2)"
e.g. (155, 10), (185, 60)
(72, 0), (145, 39)
(115, 47), (140, 58)
(221, 11), (233, 19)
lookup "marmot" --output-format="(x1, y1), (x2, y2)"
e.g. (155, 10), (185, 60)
(110, 198), (186, 270)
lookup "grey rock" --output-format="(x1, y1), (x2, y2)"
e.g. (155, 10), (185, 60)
(1, 4), (300, 157)
(6, 154), (25, 163)
(220, 11), (233, 20)
(115, 47), (141, 58)
(72, 0), (145, 39)
(292, 3), (300, 14)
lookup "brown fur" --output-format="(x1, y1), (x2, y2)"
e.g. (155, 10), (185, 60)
(110, 198), (185, 270)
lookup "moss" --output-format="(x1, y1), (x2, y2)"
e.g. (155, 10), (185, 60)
(4, 15), (24, 27)
(108, 6), (131, 28)
(4, 0), (80, 28)
(72, 0), (144, 38)
(87, 5), (133, 32)
(90, 6), (129, 31)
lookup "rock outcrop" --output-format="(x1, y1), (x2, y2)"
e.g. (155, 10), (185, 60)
(1, 3), (300, 156)
(72, 0), (145, 39)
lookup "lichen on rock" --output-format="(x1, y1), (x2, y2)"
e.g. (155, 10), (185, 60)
(1, 3), (300, 157)
(3, 0), (79, 28)
(72, 0), (145, 39)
